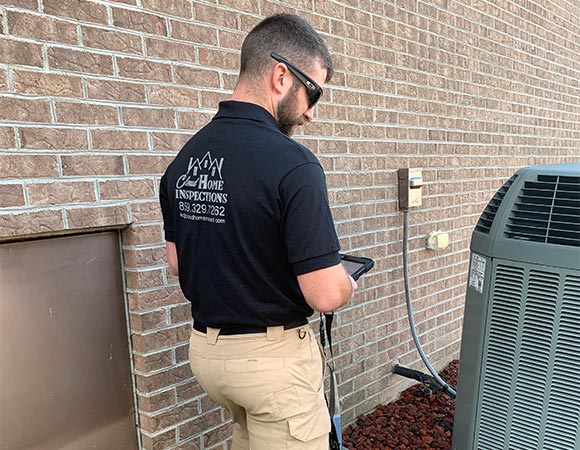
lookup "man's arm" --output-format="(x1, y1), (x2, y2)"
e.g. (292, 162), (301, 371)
(165, 241), (179, 277)
(297, 262), (357, 313)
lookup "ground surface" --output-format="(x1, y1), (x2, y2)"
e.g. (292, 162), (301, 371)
(343, 360), (459, 450)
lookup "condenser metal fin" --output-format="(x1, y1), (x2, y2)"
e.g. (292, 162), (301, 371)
(506, 174), (580, 247)
(475, 174), (518, 234)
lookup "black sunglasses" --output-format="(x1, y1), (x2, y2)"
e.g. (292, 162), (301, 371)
(271, 52), (323, 108)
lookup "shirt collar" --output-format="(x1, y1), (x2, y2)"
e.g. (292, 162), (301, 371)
(213, 101), (279, 130)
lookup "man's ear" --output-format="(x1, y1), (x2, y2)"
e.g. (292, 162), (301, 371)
(270, 62), (291, 97)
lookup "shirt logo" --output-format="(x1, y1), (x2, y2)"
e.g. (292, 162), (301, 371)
(175, 151), (227, 224)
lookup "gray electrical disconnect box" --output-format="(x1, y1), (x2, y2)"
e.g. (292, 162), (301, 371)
(398, 168), (423, 209)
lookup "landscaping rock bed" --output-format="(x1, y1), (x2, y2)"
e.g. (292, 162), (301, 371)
(343, 360), (459, 450)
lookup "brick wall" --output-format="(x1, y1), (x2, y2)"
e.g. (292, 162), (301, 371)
(1, 0), (578, 448)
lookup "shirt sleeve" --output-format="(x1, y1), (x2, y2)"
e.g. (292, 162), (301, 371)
(279, 162), (341, 275)
(159, 173), (175, 242)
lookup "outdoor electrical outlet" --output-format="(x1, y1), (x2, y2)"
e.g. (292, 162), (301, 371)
(426, 231), (449, 250)
(398, 168), (423, 209)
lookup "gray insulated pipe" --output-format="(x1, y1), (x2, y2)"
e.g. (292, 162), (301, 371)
(402, 210), (457, 397)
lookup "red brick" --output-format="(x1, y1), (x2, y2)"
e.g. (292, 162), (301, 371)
(7, 11), (78, 44)
(137, 390), (176, 414)
(218, 0), (260, 13)
(127, 286), (186, 311)
(91, 130), (148, 151)
(141, 0), (192, 18)
(0, 155), (58, 178)
(100, 178), (156, 202)
(174, 344), (189, 365)
(0, 0), (37, 8)
(113, 8), (167, 35)
(130, 309), (168, 332)
(123, 107), (175, 129)
(56, 102), (119, 125)
(82, 25), (143, 54)
(178, 111), (214, 131)
(140, 400), (198, 434)
(134, 359), (192, 390)
(198, 48), (239, 70)
(27, 181), (96, 205)
(123, 246), (166, 269)
(0, 69), (7, 91)
(151, 132), (190, 152)
(133, 350), (173, 373)
(43, 0), (108, 24)
(0, 184), (25, 207)
(179, 410), (223, 441)
(218, 29), (247, 51)
(199, 91), (229, 109)
(146, 37), (197, 62)
(204, 422), (232, 448)
(170, 20), (218, 45)
(194, 4), (238, 29)
(0, 96), (51, 123)
(0, 128), (15, 148)
(66, 204), (129, 229)
(13, 70), (83, 98)
(21, 127), (88, 151)
(148, 85), (199, 108)
(175, 66), (220, 89)
(300, 11), (330, 33)
(86, 79), (146, 103)
(127, 155), (174, 175)
(117, 57), (172, 82)
(122, 223), (163, 246)
(0, 38), (43, 67)
(239, 11), (262, 32)
(0, 209), (64, 239)
(48, 47), (113, 75)
(61, 155), (125, 176)
(175, 380), (204, 402)
(345, 8), (371, 28)
(130, 201), (163, 222)
(125, 268), (165, 290)
(170, 304), (191, 324)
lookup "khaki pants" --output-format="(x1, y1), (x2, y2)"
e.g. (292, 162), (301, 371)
(188, 324), (330, 450)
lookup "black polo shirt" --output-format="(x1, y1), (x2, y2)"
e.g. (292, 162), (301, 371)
(160, 101), (341, 328)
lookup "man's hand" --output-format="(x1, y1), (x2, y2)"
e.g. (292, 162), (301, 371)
(165, 241), (179, 276)
(349, 275), (358, 293)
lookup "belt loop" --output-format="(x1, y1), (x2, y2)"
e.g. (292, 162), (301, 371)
(266, 325), (284, 341)
(206, 327), (220, 345)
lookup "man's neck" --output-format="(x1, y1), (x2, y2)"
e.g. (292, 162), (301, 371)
(230, 83), (275, 118)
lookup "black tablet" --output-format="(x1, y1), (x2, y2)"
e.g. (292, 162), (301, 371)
(340, 254), (375, 280)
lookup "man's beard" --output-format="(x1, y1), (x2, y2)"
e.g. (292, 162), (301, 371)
(277, 86), (305, 137)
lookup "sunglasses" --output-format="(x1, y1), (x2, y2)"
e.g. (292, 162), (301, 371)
(271, 52), (323, 108)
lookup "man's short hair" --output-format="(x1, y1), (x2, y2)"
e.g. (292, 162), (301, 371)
(239, 14), (334, 83)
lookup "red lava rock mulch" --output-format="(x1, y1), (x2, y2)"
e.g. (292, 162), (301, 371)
(343, 360), (459, 450)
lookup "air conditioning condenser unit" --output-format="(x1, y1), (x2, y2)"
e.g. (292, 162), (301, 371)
(452, 162), (580, 450)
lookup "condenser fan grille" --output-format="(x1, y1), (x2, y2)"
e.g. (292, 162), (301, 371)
(477, 265), (580, 450)
(506, 175), (580, 247)
(475, 174), (518, 234)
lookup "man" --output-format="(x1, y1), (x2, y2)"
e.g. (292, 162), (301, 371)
(159, 13), (357, 450)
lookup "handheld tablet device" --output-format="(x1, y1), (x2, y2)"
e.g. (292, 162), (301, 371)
(340, 254), (374, 280)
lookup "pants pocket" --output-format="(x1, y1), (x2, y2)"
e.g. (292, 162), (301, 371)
(307, 331), (325, 392)
(287, 396), (331, 442)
